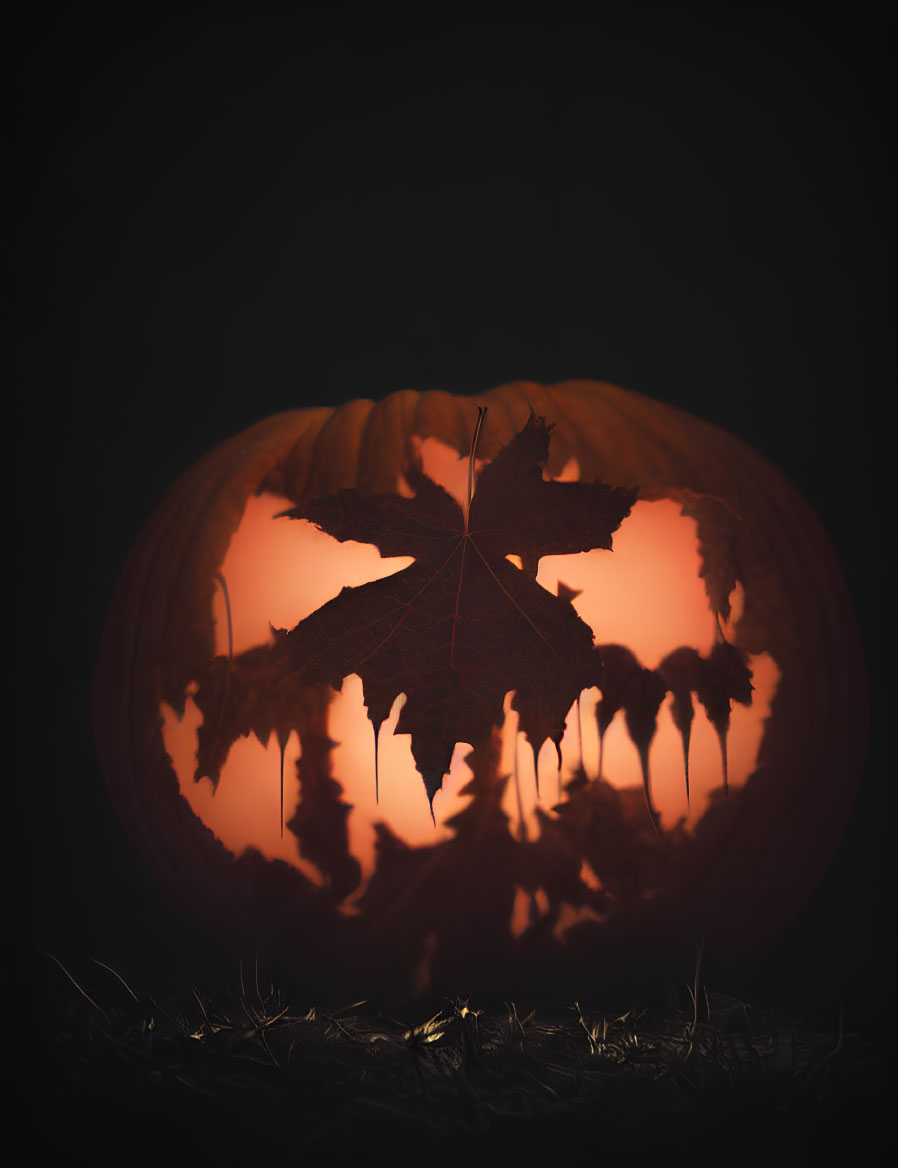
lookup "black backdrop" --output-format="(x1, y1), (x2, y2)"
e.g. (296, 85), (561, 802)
(6, 6), (894, 1036)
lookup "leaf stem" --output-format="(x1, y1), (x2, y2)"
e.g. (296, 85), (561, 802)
(465, 406), (487, 525)
(373, 720), (381, 804)
(279, 736), (286, 838)
(215, 570), (234, 661)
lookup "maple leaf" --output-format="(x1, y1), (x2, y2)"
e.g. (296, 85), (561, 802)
(279, 412), (636, 811)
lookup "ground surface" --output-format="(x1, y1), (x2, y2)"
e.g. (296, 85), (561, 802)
(16, 954), (889, 1167)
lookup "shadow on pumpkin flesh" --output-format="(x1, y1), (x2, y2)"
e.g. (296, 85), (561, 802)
(93, 382), (867, 1005)
(158, 483), (779, 1001)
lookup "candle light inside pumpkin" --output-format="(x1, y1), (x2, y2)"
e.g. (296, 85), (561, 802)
(160, 437), (778, 915)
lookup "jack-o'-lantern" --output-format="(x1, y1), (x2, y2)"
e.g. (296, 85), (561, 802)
(91, 380), (867, 1001)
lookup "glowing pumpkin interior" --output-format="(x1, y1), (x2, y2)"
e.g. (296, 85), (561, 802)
(160, 437), (778, 935)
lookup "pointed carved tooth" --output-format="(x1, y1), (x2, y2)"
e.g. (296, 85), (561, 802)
(372, 719), (383, 804)
(716, 725), (729, 795)
(279, 736), (285, 838)
(638, 743), (663, 840)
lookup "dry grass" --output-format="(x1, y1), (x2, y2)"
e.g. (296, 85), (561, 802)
(18, 951), (888, 1166)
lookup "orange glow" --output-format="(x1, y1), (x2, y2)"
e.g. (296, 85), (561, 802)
(209, 493), (414, 657)
(159, 437), (779, 914)
(330, 677), (476, 857)
(162, 687), (325, 881)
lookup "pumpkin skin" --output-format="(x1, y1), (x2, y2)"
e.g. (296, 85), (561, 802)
(91, 380), (868, 1000)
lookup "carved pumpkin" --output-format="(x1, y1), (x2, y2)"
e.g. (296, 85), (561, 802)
(91, 380), (867, 1000)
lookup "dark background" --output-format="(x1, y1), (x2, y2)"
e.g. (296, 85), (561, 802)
(6, 2), (894, 1043)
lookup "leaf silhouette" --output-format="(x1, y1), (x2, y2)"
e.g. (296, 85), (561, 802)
(284, 686), (362, 900)
(639, 486), (742, 626)
(192, 630), (320, 795)
(693, 640), (754, 792)
(594, 644), (668, 833)
(555, 580), (582, 605)
(280, 412), (636, 810)
(658, 642), (754, 799)
(657, 646), (705, 804)
(192, 636), (360, 888)
(509, 577), (595, 797)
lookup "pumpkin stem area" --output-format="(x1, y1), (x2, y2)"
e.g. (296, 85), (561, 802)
(465, 405), (487, 526)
